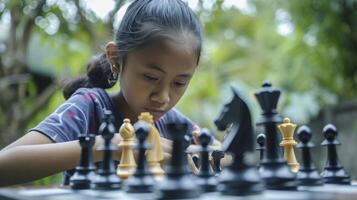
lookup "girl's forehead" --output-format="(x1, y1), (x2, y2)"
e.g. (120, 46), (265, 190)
(129, 38), (198, 70)
(141, 37), (197, 54)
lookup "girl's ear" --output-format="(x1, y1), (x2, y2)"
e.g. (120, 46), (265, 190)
(105, 41), (121, 74)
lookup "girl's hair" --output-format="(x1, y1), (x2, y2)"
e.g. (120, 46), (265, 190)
(63, 0), (202, 99)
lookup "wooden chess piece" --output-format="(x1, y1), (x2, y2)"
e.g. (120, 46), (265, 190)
(278, 118), (300, 173)
(125, 120), (155, 193)
(138, 112), (165, 178)
(117, 118), (137, 180)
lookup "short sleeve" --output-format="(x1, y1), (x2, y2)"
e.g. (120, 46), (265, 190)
(29, 89), (98, 143)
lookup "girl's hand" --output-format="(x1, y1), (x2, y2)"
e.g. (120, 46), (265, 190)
(189, 124), (224, 174)
(191, 124), (200, 145)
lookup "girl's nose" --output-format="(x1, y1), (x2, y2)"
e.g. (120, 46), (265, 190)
(151, 86), (170, 105)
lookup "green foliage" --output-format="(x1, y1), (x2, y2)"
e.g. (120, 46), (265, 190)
(0, 0), (125, 187)
(30, 173), (62, 186)
(282, 0), (357, 98)
(179, 0), (356, 126)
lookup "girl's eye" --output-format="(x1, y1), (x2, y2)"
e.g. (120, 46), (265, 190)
(174, 81), (187, 87)
(144, 74), (159, 81)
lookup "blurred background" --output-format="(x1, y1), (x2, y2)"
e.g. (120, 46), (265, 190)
(0, 0), (356, 186)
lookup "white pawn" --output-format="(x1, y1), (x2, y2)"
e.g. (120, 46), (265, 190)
(117, 118), (137, 180)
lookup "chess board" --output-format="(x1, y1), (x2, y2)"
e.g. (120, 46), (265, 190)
(1, 184), (357, 200)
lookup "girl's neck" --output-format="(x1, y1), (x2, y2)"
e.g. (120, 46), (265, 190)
(110, 91), (138, 124)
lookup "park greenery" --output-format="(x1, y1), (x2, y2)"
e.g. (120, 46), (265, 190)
(0, 0), (356, 185)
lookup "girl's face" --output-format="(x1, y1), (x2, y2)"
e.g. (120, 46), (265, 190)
(118, 38), (198, 121)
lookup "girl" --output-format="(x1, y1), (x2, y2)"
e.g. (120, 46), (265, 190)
(0, 0), (218, 187)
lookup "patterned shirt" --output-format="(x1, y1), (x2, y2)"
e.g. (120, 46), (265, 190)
(29, 87), (194, 184)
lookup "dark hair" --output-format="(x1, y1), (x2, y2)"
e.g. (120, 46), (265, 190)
(63, 0), (202, 99)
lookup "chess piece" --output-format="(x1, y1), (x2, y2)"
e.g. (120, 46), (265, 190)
(157, 122), (201, 199)
(214, 86), (264, 195)
(256, 133), (266, 169)
(70, 134), (96, 190)
(192, 154), (201, 169)
(196, 128), (218, 192)
(296, 126), (323, 186)
(321, 124), (351, 185)
(138, 112), (165, 178)
(191, 128), (202, 169)
(255, 81), (297, 190)
(125, 120), (155, 193)
(93, 110), (121, 190)
(117, 118), (137, 180)
(211, 150), (224, 175)
(278, 118), (300, 173)
(183, 133), (192, 150)
(183, 133), (197, 174)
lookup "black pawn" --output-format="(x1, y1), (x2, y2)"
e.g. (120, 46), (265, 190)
(183, 134), (192, 150)
(70, 134), (96, 189)
(256, 133), (266, 169)
(255, 81), (297, 190)
(125, 120), (155, 193)
(321, 124), (351, 185)
(211, 150), (224, 175)
(196, 128), (217, 192)
(157, 122), (201, 199)
(296, 126), (323, 186)
(93, 110), (121, 190)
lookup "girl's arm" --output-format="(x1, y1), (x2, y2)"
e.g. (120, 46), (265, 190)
(0, 131), (122, 187)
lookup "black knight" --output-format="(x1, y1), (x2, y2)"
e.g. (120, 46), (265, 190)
(214, 86), (264, 195)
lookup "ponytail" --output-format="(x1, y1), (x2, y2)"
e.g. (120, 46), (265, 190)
(62, 54), (115, 99)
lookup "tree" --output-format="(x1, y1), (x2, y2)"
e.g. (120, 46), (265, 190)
(0, 0), (126, 146)
(281, 0), (357, 98)
(178, 0), (357, 126)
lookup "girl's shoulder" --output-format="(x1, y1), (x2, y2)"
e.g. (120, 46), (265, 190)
(29, 87), (111, 143)
(71, 87), (105, 100)
(70, 87), (113, 112)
